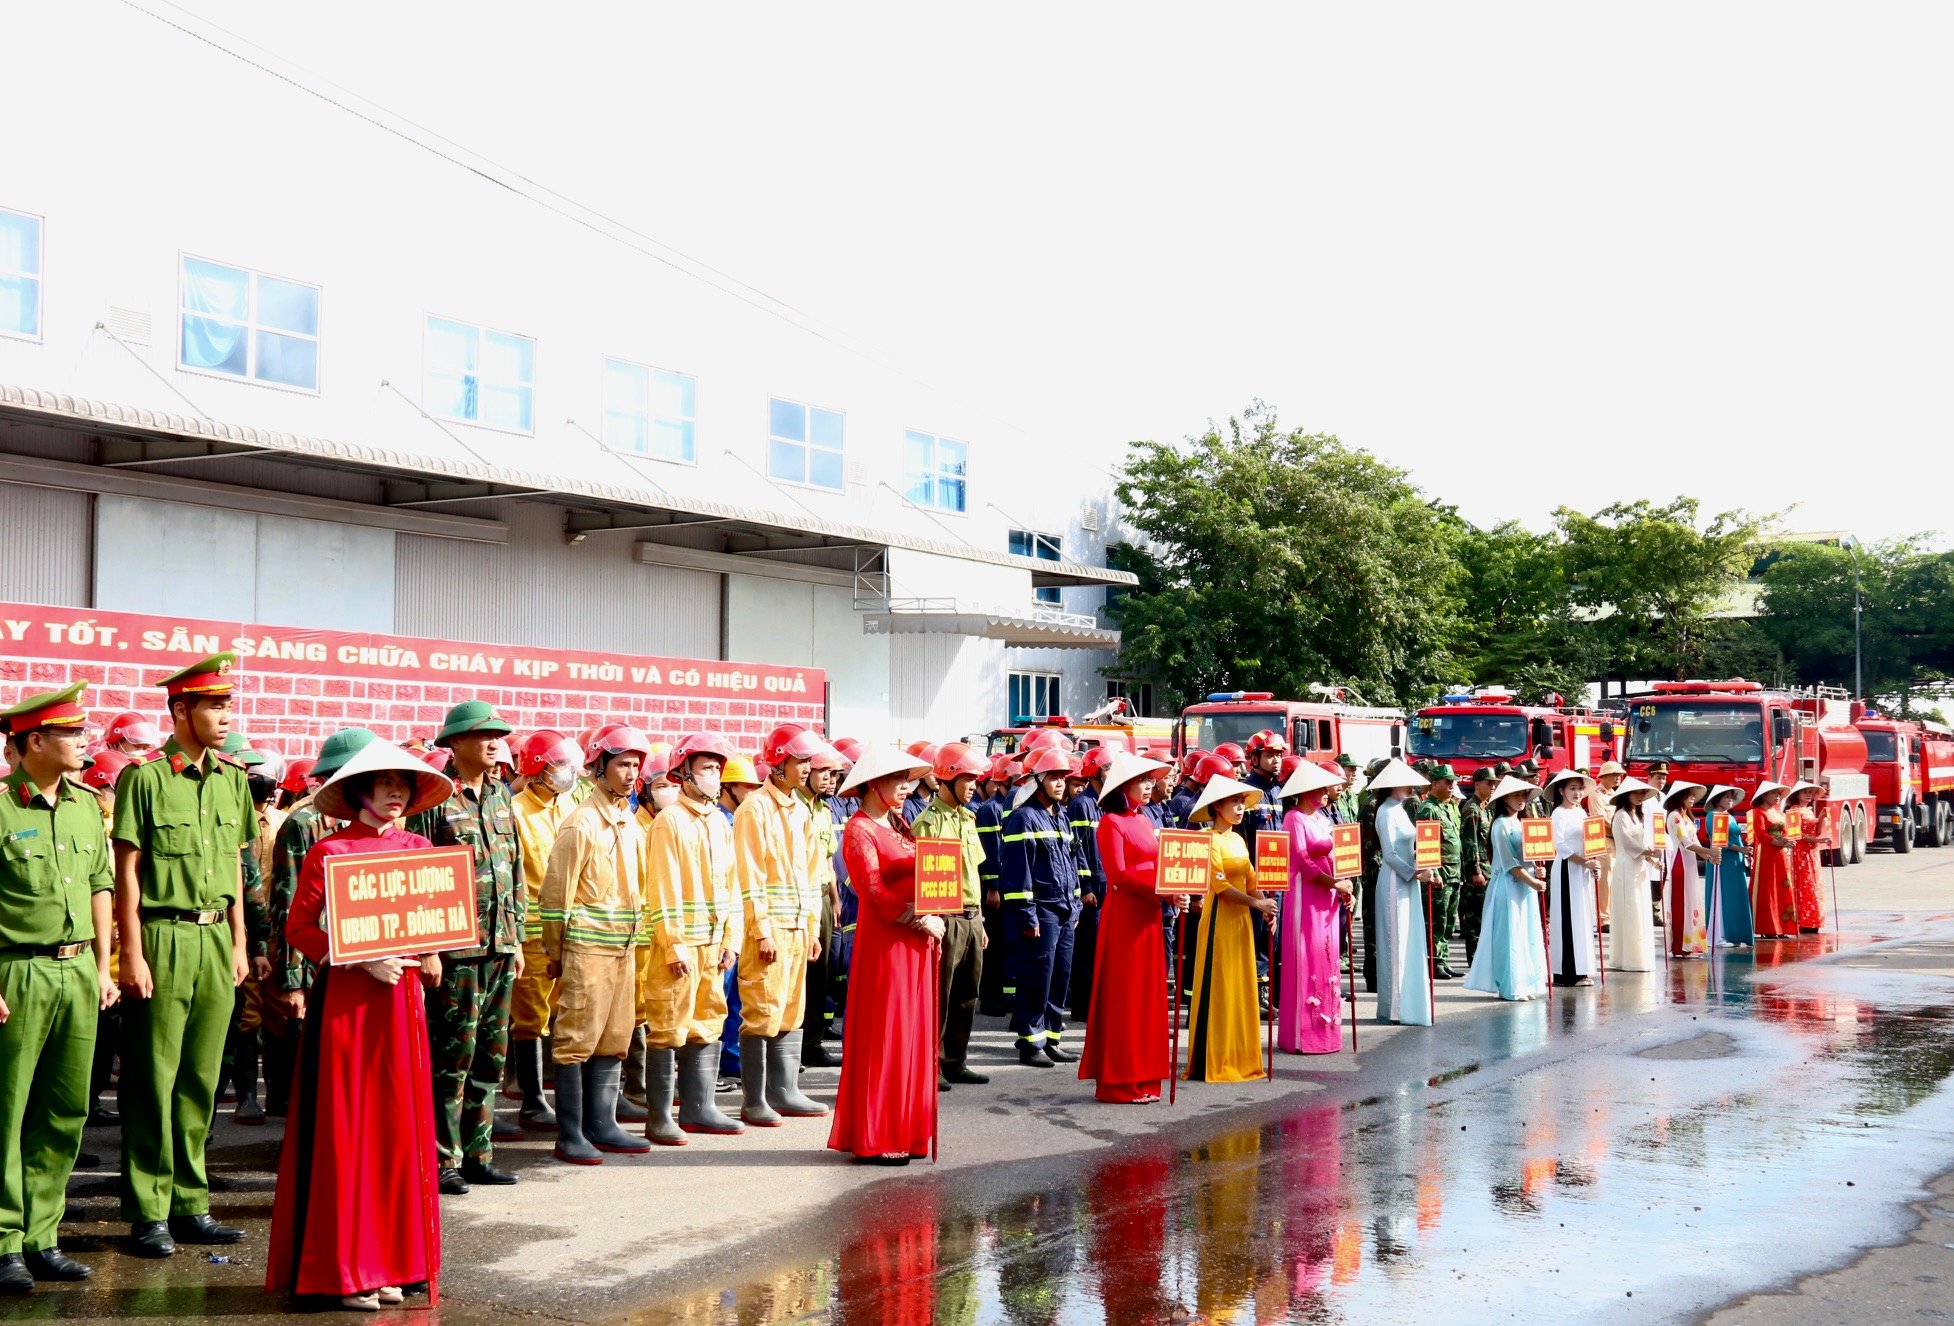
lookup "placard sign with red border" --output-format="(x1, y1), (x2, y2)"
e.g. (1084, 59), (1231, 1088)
(323, 846), (479, 965)
(913, 839), (966, 916)
(1156, 829), (1214, 900)
(1255, 831), (1290, 892)
(1652, 813), (1669, 850)
(1520, 817), (1555, 863)
(1414, 821), (1442, 870)
(1582, 815), (1608, 857)
(1709, 812), (1730, 850)
(1331, 823), (1362, 880)
(1785, 809), (1807, 840)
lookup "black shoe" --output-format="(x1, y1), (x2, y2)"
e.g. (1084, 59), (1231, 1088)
(87, 1104), (119, 1127)
(1017, 1043), (1054, 1068)
(1437, 966), (1462, 980)
(939, 1079), (952, 1092)
(438, 1168), (471, 1196)
(76, 1152), (101, 1169)
(460, 1158), (519, 1186)
(802, 1040), (841, 1068)
(1044, 1042), (1078, 1063)
(824, 1022), (845, 1041)
(129, 1222), (176, 1258)
(168, 1214), (243, 1245)
(25, 1248), (90, 1282)
(490, 1114), (523, 1142)
(234, 1095), (266, 1126)
(0, 1255), (31, 1294)
(943, 1064), (990, 1085)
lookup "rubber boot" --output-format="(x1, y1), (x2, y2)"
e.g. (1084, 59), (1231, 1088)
(765, 1034), (829, 1118)
(676, 1043), (744, 1135)
(644, 1047), (685, 1146)
(739, 1035), (782, 1127)
(232, 1041), (265, 1124)
(584, 1057), (652, 1154)
(617, 1026), (649, 1123)
(802, 1018), (840, 1068)
(541, 1035), (556, 1089)
(551, 1060), (601, 1165)
(515, 1040), (557, 1131)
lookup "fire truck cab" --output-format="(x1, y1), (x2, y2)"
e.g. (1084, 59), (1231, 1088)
(1853, 711), (1954, 852)
(1173, 691), (1405, 765)
(1407, 691), (1620, 784)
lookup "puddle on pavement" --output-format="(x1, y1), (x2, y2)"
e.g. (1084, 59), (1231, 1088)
(631, 933), (1954, 1326)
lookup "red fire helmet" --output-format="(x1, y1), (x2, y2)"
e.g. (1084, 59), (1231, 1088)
(81, 750), (135, 791)
(933, 741), (987, 782)
(1246, 729), (1289, 757)
(103, 711), (161, 751)
(671, 730), (734, 770)
(1188, 752), (1234, 788)
(765, 722), (832, 766)
(1021, 746), (1073, 778)
(1080, 745), (1116, 780)
(519, 729), (583, 778)
(278, 757), (318, 795)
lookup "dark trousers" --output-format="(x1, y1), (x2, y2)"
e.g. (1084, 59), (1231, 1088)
(980, 899), (1011, 1015)
(426, 953), (515, 1167)
(939, 909), (984, 1066)
(1068, 905), (1099, 1023)
(1459, 882), (1488, 965)
(1361, 873), (1380, 992)
(804, 891), (837, 1050)
(1010, 903), (1075, 1045)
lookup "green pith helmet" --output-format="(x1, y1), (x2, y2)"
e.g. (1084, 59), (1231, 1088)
(314, 727), (379, 781)
(434, 701), (512, 746)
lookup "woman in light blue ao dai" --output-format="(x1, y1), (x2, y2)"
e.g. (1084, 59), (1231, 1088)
(1465, 776), (1549, 1002)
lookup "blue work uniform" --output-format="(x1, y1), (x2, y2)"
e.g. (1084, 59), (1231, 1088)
(975, 792), (1012, 1015)
(998, 796), (1080, 1050)
(1066, 786), (1105, 1021)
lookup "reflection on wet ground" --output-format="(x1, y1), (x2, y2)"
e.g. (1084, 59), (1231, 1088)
(633, 928), (1954, 1326)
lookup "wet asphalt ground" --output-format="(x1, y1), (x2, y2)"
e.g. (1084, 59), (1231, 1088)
(23, 848), (1954, 1324)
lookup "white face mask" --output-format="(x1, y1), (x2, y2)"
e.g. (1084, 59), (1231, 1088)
(650, 784), (680, 811)
(544, 764), (577, 794)
(692, 771), (722, 801)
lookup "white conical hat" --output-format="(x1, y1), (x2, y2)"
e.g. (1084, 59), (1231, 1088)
(1190, 774), (1263, 823)
(1279, 760), (1343, 800)
(1545, 768), (1591, 790)
(312, 737), (455, 823)
(837, 745), (932, 796)
(1663, 780), (1706, 808)
(1100, 752), (1168, 806)
(1608, 776), (1656, 805)
(1365, 758), (1429, 793)
(1787, 780), (1824, 798)
(1705, 784), (1745, 808)
(1489, 775), (1539, 805)
(1752, 781), (1788, 803)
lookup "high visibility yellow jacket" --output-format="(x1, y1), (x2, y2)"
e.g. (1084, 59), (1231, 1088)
(513, 781), (577, 943)
(733, 779), (821, 940)
(540, 786), (643, 957)
(644, 792), (739, 955)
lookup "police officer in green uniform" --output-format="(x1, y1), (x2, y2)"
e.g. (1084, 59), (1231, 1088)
(0, 684), (117, 1291)
(112, 654), (253, 1258)
(1456, 767), (1498, 965)
(408, 701), (523, 1195)
(1411, 764), (1464, 978)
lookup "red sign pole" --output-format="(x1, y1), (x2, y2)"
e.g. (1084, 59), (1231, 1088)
(1170, 915), (1185, 1104)
(1266, 902), (1278, 1082)
(1344, 907), (1359, 1054)
(930, 940), (940, 1163)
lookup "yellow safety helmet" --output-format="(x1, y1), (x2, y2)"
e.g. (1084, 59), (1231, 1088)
(721, 754), (763, 787)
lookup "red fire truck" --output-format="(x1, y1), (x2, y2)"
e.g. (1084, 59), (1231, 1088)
(1407, 691), (1621, 783)
(980, 702), (1176, 760)
(1853, 711), (1954, 853)
(1622, 679), (1876, 866)
(1173, 691), (1405, 765)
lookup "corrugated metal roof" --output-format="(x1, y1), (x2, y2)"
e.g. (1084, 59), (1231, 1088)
(860, 607), (1121, 649)
(0, 384), (1137, 590)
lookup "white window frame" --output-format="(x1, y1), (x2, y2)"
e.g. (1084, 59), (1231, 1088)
(422, 312), (537, 436)
(902, 429), (969, 514)
(766, 395), (846, 492)
(1009, 671), (1063, 723)
(0, 206), (43, 343)
(1009, 528), (1064, 606)
(175, 253), (322, 394)
(601, 356), (698, 465)
(1106, 678), (1157, 715)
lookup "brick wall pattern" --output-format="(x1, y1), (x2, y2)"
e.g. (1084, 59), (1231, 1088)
(0, 601), (827, 761)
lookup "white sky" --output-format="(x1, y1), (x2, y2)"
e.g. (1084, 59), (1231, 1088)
(151, 1), (1954, 545)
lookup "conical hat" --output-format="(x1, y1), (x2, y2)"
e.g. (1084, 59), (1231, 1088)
(1609, 776), (1656, 806)
(1278, 760), (1343, 800)
(1787, 780), (1824, 798)
(1705, 784), (1745, 808)
(1664, 780), (1705, 808)
(837, 745), (932, 796)
(1365, 758), (1429, 793)
(1489, 775), (1539, 805)
(1100, 752), (1168, 806)
(312, 737), (455, 823)
(1545, 768), (1591, 791)
(1189, 774), (1263, 823)
(1752, 781), (1788, 804)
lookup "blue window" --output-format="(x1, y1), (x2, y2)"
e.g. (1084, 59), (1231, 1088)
(768, 396), (844, 490)
(1009, 672), (1061, 723)
(426, 315), (534, 432)
(1010, 529), (1063, 606)
(0, 209), (41, 340)
(903, 430), (968, 512)
(603, 358), (696, 462)
(179, 256), (319, 390)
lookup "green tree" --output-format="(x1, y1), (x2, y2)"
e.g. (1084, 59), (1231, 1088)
(1106, 408), (1465, 709)
(1759, 540), (1954, 709)
(1450, 520), (1600, 703)
(1556, 499), (1772, 684)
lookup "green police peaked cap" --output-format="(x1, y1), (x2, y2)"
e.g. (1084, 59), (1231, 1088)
(314, 727), (378, 781)
(158, 652), (237, 697)
(1, 681), (88, 735)
(434, 700), (512, 746)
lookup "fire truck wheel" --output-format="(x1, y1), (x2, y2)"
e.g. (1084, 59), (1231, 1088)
(1894, 810), (1914, 854)
(1934, 802), (1951, 849)
(1850, 813), (1867, 865)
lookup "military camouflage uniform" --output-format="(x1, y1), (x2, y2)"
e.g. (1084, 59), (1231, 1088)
(1456, 795), (1495, 964)
(1411, 793), (1462, 970)
(409, 779), (523, 1168)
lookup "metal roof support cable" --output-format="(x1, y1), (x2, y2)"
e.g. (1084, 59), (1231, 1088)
(719, 449), (824, 522)
(565, 419), (673, 499)
(878, 480), (977, 549)
(91, 322), (213, 421)
(377, 379), (496, 469)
